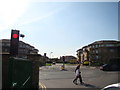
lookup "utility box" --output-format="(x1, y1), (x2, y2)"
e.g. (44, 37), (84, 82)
(2, 54), (40, 90)
(8, 57), (32, 89)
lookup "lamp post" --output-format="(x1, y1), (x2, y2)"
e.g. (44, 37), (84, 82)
(50, 52), (53, 58)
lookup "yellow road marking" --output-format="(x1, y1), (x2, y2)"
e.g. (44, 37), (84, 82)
(39, 82), (46, 90)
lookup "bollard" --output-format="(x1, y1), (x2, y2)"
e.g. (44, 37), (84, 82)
(61, 65), (65, 70)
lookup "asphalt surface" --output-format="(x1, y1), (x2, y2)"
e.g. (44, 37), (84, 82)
(39, 64), (120, 89)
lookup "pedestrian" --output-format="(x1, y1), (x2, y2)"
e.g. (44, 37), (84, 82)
(73, 64), (84, 85)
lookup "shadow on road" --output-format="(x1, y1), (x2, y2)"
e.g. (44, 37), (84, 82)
(79, 83), (99, 88)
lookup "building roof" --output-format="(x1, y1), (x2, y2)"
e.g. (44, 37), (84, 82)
(0, 39), (10, 42)
(92, 40), (120, 44)
(0, 39), (39, 52)
(77, 40), (120, 52)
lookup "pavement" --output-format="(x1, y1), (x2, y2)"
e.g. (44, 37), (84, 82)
(39, 64), (100, 71)
(39, 64), (119, 89)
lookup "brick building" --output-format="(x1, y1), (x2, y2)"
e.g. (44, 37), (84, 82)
(60, 56), (77, 63)
(0, 39), (39, 58)
(77, 40), (120, 66)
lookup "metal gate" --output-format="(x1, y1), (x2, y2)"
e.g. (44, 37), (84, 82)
(8, 57), (32, 89)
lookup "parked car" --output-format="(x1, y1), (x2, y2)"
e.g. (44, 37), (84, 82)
(100, 64), (120, 71)
(52, 62), (56, 65)
(101, 83), (120, 90)
(100, 58), (120, 71)
(83, 60), (89, 66)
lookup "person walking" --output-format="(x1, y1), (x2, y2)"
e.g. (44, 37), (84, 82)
(73, 64), (84, 85)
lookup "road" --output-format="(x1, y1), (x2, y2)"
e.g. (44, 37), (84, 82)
(39, 64), (120, 89)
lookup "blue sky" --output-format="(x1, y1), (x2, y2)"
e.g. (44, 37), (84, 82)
(0, 1), (118, 58)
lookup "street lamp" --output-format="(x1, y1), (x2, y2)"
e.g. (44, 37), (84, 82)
(50, 52), (53, 58)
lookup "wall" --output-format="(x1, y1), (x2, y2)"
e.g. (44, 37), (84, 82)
(27, 54), (46, 89)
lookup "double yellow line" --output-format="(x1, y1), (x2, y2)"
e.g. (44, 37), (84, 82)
(39, 82), (46, 90)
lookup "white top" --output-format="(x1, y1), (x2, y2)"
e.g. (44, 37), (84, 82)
(75, 69), (80, 76)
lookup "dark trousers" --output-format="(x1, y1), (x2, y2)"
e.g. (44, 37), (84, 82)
(73, 74), (83, 83)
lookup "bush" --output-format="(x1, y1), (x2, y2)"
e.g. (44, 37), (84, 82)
(46, 63), (52, 66)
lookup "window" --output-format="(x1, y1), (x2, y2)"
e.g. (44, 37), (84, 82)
(0, 43), (2, 46)
(106, 44), (115, 47)
(96, 44), (99, 48)
(96, 50), (98, 53)
(19, 44), (22, 48)
(2, 43), (5, 46)
(101, 44), (105, 47)
(96, 55), (99, 59)
(6, 43), (10, 46)
(93, 50), (95, 53)
(5, 49), (8, 52)
(110, 49), (114, 52)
